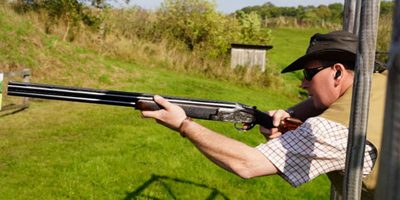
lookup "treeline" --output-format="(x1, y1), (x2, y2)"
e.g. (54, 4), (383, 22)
(11, 0), (271, 58)
(235, 1), (395, 27)
(10, 0), (395, 57)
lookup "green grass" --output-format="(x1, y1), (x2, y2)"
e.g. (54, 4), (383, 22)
(0, 62), (330, 199)
(0, 5), (331, 199)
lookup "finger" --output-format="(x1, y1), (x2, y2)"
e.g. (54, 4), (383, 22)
(259, 125), (273, 135)
(153, 95), (173, 110)
(272, 109), (290, 127)
(141, 110), (158, 118)
(260, 128), (282, 140)
(273, 118), (281, 128)
(243, 123), (252, 130)
(260, 126), (276, 135)
(268, 131), (283, 139)
(272, 110), (283, 127)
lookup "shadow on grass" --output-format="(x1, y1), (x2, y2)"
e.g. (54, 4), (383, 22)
(124, 174), (230, 200)
(0, 107), (27, 118)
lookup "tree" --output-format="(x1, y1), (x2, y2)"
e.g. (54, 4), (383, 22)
(380, 1), (394, 16)
(328, 3), (343, 23)
(314, 5), (332, 21)
(157, 0), (242, 57)
(236, 11), (269, 44)
(43, 0), (84, 41)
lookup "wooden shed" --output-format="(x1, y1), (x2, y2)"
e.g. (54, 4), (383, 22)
(230, 43), (273, 72)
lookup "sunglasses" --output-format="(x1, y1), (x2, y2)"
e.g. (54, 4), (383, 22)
(303, 65), (332, 81)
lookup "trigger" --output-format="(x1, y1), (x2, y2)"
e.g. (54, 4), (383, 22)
(235, 123), (256, 131)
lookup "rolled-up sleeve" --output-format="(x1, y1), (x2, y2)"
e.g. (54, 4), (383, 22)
(256, 117), (376, 187)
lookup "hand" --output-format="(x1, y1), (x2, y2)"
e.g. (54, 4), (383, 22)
(141, 95), (187, 132)
(259, 109), (291, 140)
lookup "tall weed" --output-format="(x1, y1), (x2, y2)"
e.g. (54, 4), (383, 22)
(376, 13), (393, 62)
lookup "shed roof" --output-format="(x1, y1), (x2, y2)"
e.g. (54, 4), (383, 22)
(231, 43), (273, 50)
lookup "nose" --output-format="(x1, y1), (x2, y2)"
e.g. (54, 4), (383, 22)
(301, 78), (310, 89)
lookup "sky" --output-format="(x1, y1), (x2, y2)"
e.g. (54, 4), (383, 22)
(124, 0), (344, 13)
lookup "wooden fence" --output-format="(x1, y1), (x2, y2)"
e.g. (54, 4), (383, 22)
(1, 68), (31, 111)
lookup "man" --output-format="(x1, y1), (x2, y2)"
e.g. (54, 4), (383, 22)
(141, 31), (387, 199)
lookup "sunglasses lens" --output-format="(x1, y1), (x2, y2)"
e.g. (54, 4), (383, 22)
(303, 70), (312, 81)
(303, 70), (310, 81)
(303, 65), (331, 81)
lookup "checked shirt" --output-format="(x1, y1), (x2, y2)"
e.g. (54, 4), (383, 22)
(256, 117), (377, 187)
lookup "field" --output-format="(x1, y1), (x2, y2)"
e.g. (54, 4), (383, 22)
(0, 66), (332, 199)
(0, 4), (336, 199)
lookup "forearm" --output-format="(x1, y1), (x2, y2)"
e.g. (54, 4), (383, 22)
(288, 98), (326, 121)
(182, 121), (278, 178)
(141, 95), (278, 178)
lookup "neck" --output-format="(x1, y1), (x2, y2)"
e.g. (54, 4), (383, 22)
(339, 72), (354, 97)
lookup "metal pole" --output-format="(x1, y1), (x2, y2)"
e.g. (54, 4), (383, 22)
(343, 0), (381, 199)
(375, 0), (400, 199)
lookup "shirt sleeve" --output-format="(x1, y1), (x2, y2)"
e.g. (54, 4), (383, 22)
(256, 117), (376, 188)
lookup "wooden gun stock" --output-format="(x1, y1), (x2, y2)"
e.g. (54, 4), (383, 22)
(279, 117), (303, 133)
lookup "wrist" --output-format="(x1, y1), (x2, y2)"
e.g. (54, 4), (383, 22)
(178, 117), (193, 137)
(285, 108), (295, 118)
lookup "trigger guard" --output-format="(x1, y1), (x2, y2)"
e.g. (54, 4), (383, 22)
(235, 123), (256, 131)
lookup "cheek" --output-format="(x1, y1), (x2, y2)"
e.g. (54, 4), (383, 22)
(316, 89), (335, 108)
(311, 85), (332, 108)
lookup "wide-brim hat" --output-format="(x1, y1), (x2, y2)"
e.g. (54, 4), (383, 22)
(281, 31), (386, 73)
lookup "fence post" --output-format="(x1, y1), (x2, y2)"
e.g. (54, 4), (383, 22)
(343, 0), (381, 199)
(343, 0), (357, 33)
(330, 1), (361, 198)
(1, 68), (31, 111)
(22, 68), (30, 105)
(375, 0), (400, 199)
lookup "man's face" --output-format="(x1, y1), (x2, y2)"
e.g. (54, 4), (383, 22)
(301, 60), (337, 109)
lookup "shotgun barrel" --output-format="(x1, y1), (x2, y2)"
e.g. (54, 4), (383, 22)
(7, 81), (302, 131)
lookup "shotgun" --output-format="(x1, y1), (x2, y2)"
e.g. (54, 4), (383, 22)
(7, 81), (302, 132)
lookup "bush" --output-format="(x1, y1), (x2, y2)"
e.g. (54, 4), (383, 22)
(236, 11), (271, 44)
(155, 0), (242, 58)
(155, 0), (272, 58)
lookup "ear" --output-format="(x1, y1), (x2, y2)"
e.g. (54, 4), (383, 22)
(334, 71), (341, 79)
(332, 63), (345, 86)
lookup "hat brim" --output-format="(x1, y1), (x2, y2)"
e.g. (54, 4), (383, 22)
(281, 50), (387, 73)
(281, 50), (356, 73)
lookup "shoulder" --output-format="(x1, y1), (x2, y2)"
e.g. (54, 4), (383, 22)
(302, 117), (348, 131)
(292, 117), (349, 142)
